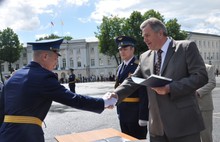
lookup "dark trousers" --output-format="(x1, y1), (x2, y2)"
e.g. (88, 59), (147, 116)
(150, 132), (201, 142)
(120, 121), (147, 139)
(69, 84), (75, 93)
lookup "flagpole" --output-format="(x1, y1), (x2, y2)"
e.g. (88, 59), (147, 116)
(51, 21), (54, 35)
(61, 20), (64, 37)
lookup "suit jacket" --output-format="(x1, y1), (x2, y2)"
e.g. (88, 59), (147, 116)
(114, 39), (208, 138)
(115, 57), (148, 122)
(0, 61), (104, 142)
(197, 64), (216, 111)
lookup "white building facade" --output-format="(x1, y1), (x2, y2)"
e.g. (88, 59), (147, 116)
(187, 32), (220, 70)
(27, 39), (118, 82)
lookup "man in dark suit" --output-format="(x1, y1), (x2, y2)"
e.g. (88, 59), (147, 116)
(110, 17), (208, 142)
(68, 68), (76, 93)
(115, 36), (148, 139)
(0, 38), (117, 142)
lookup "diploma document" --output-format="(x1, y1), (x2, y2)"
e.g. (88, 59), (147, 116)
(131, 74), (172, 87)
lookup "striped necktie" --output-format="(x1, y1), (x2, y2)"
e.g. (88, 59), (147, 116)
(154, 49), (163, 75)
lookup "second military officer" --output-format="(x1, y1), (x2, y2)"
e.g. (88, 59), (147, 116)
(115, 36), (149, 139)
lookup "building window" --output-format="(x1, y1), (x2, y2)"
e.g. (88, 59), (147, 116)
(107, 57), (111, 65)
(208, 52), (211, 58)
(77, 49), (80, 54)
(23, 53), (27, 58)
(91, 59), (95, 66)
(70, 58), (74, 68)
(77, 57), (81, 67)
(99, 58), (104, 66)
(16, 64), (19, 69)
(90, 48), (94, 54)
(217, 53), (219, 60)
(70, 49), (73, 55)
(62, 58), (66, 69)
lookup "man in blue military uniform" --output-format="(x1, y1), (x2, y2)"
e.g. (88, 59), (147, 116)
(0, 38), (117, 142)
(68, 68), (76, 93)
(115, 36), (149, 139)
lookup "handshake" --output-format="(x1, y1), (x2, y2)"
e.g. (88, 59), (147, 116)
(102, 92), (118, 108)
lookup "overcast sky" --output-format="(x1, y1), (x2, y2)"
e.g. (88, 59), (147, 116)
(0, 0), (220, 43)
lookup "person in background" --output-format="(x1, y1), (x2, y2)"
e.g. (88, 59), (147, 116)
(0, 38), (117, 142)
(216, 68), (218, 77)
(109, 17), (208, 142)
(4, 75), (10, 81)
(114, 36), (149, 139)
(68, 68), (76, 93)
(196, 64), (216, 142)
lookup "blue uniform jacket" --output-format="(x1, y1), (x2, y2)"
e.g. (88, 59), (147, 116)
(115, 57), (149, 122)
(0, 61), (104, 142)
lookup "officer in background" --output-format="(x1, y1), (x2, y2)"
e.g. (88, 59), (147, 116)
(115, 36), (149, 139)
(68, 68), (76, 93)
(0, 38), (117, 142)
(196, 64), (216, 142)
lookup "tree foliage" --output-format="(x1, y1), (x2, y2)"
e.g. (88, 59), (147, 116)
(95, 9), (187, 65)
(124, 11), (144, 57)
(37, 34), (73, 41)
(142, 9), (165, 22)
(0, 27), (23, 73)
(95, 16), (125, 65)
(166, 18), (187, 40)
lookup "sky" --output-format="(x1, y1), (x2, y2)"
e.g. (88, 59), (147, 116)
(0, 0), (220, 44)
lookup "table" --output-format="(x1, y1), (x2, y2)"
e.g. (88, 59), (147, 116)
(55, 128), (138, 142)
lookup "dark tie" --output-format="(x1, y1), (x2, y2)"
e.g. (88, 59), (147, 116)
(154, 49), (163, 75)
(120, 63), (127, 74)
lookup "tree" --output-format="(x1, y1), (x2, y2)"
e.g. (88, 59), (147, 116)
(142, 9), (165, 22)
(63, 36), (73, 41)
(37, 34), (73, 41)
(166, 18), (187, 40)
(37, 34), (61, 41)
(124, 11), (145, 57)
(95, 16), (125, 65)
(0, 27), (23, 74)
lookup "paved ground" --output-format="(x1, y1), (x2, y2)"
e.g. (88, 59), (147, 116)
(44, 77), (220, 142)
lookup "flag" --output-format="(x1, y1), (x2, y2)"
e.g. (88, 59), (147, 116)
(51, 21), (54, 26)
(61, 20), (64, 26)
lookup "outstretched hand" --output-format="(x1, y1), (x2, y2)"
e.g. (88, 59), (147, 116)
(102, 92), (118, 109)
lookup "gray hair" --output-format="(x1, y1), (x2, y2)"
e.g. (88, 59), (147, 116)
(140, 17), (168, 36)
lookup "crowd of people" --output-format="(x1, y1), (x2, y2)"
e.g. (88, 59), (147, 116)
(0, 17), (217, 142)
(59, 74), (116, 84)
